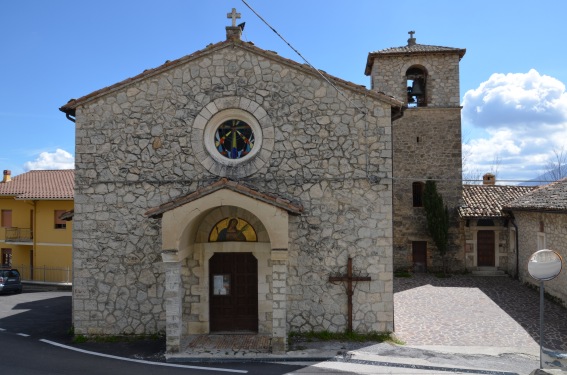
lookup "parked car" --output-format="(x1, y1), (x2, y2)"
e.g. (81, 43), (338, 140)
(0, 268), (23, 294)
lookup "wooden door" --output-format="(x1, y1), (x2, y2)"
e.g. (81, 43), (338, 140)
(477, 230), (495, 267)
(209, 252), (258, 333)
(412, 241), (427, 272)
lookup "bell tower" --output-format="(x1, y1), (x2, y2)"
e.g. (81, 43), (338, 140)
(365, 32), (466, 272)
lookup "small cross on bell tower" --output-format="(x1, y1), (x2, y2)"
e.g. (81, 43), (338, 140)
(226, 8), (242, 41)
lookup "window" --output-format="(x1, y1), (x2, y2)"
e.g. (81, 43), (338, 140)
(54, 210), (67, 229)
(406, 66), (427, 108)
(192, 96), (274, 178)
(203, 108), (263, 168)
(1, 248), (11, 267)
(412, 182), (424, 207)
(1, 210), (12, 228)
(214, 119), (255, 160)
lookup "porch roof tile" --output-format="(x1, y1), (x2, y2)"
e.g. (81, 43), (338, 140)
(145, 178), (304, 218)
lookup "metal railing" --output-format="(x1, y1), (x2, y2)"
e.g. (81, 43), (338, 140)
(16, 265), (72, 284)
(5, 227), (33, 242)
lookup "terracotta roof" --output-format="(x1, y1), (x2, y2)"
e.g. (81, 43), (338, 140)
(60, 39), (404, 117)
(145, 178), (304, 218)
(459, 184), (536, 218)
(503, 178), (567, 213)
(365, 43), (466, 76)
(0, 170), (74, 200)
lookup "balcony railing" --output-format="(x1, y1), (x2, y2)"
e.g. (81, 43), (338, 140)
(5, 227), (33, 242)
(16, 265), (72, 284)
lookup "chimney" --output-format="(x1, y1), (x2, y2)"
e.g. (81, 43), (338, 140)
(2, 170), (11, 183)
(483, 173), (495, 185)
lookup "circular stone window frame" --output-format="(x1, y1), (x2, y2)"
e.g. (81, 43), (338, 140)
(204, 109), (262, 166)
(191, 96), (275, 178)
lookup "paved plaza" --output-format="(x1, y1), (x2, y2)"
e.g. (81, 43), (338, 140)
(394, 273), (567, 352)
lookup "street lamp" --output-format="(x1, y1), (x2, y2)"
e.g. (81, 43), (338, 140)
(527, 249), (562, 370)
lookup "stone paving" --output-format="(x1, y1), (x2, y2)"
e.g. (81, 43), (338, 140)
(170, 273), (567, 361)
(180, 334), (272, 357)
(394, 274), (567, 351)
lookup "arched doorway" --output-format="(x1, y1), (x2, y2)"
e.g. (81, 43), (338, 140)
(146, 181), (303, 353)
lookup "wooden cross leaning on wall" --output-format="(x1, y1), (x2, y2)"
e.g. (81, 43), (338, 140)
(329, 257), (372, 333)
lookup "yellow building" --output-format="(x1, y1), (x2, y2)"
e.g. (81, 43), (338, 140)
(0, 169), (74, 283)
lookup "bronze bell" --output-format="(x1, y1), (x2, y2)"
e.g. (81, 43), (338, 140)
(411, 79), (424, 95)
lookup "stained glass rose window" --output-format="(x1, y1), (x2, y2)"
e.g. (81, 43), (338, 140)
(214, 119), (255, 160)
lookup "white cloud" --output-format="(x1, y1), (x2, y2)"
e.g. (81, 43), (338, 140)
(463, 69), (567, 128)
(24, 149), (74, 171)
(462, 69), (567, 183)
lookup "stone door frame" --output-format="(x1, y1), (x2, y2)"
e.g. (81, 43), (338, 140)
(158, 188), (290, 353)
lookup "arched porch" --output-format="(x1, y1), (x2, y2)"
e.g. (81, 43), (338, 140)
(145, 181), (303, 354)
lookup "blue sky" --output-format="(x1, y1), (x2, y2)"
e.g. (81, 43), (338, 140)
(1, 1), (566, 184)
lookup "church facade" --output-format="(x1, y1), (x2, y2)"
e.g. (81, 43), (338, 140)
(60, 12), (464, 353)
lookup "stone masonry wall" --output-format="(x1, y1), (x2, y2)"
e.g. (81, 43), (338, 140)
(371, 53), (461, 107)
(516, 211), (567, 307)
(369, 50), (463, 272)
(72, 43), (394, 336)
(391, 108), (463, 272)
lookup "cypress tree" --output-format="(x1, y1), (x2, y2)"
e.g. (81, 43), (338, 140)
(423, 180), (450, 274)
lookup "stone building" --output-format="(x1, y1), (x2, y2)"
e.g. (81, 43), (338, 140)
(459, 174), (535, 276)
(365, 32), (466, 272)
(59, 11), (466, 353)
(503, 178), (567, 306)
(60, 15), (406, 353)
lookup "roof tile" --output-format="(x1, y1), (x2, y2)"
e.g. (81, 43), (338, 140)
(0, 170), (74, 200)
(504, 178), (567, 212)
(145, 178), (303, 218)
(61, 40), (404, 115)
(459, 184), (536, 218)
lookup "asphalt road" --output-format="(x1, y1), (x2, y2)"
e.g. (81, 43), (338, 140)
(0, 283), (546, 374)
(0, 286), (305, 375)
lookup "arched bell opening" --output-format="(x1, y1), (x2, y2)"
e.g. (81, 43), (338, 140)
(406, 65), (428, 108)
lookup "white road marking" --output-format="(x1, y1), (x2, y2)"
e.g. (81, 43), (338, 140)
(17, 333), (30, 337)
(39, 339), (248, 373)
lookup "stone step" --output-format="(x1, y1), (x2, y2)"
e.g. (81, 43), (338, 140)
(472, 267), (507, 276)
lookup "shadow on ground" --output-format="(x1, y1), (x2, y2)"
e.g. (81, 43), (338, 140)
(394, 273), (567, 351)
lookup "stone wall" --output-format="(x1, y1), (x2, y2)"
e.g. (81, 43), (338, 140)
(368, 49), (463, 272)
(391, 108), (463, 272)
(516, 211), (567, 307)
(370, 53), (461, 107)
(72, 43), (394, 336)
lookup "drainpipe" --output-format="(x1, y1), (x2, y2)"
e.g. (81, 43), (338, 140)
(509, 212), (520, 280)
(60, 102), (76, 123)
(32, 200), (37, 280)
(65, 113), (76, 123)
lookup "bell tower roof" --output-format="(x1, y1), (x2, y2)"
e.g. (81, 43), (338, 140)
(365, 31), (466, 76)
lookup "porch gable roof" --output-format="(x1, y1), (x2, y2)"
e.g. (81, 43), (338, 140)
(145, 178), (304, 218)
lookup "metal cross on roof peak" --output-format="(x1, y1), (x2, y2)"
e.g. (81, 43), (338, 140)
(227, 8), (241, 27)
